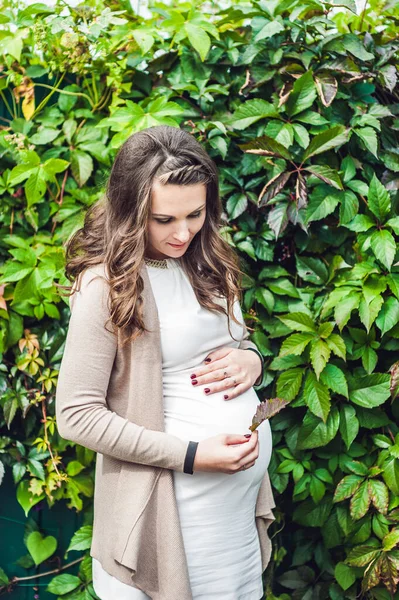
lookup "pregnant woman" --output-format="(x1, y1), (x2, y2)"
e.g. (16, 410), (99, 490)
(55, 125), (275, 599)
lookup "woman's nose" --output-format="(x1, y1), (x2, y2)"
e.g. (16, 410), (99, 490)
(173, 224), (190, 242)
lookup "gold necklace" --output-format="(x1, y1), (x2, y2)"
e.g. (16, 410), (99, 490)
(144, 256), (168, 269)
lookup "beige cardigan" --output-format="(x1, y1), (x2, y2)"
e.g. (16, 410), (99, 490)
(55, 262), (276, 599)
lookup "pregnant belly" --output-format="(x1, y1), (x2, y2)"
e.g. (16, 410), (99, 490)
(162, 369), (264, 441)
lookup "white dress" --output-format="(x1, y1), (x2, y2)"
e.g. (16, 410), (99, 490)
(92, 258), (272, 600)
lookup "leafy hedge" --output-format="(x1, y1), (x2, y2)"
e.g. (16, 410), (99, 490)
(1, 0), (399, 598)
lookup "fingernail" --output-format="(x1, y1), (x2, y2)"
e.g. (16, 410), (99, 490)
(190, 374), (196, 379)
(204, 358), (211, 363)
(244, 434), (251, 438)
(192, 380), (198, 385)
(224, 395), (228, 400)
(204, 388), (210, 394)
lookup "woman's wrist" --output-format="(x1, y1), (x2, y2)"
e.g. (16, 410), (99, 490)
(244, 347), (264, 386)
(184, 440), (199, 474)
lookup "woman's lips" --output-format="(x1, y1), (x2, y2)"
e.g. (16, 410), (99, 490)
(169, 242), (187, 248)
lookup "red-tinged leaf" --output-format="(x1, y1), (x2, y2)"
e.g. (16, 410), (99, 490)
(333, 474), (364, 502)
(249, 397), (290, 431)
(350, 480), (371, 520)
(346, 543), (381, 567)
(304, 164), (343, 189)
(368, 479), (389, 514)
(296, 173), (308, 209)
(238, 135), (292, 160)
(389, 361), (399, 400)
(314, 71), (338, 107)
(361, 554), (382, 592)
(267, 202), (289, 239)
(383, 528), (399, 551)
(377, 552), (399, 594)
(258, 171), (291, 207)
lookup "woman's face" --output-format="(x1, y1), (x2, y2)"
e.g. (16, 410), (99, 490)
(146, 180), (207, 260)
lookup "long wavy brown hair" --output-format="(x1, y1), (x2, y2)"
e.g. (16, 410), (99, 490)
(58, 125), (249, 347)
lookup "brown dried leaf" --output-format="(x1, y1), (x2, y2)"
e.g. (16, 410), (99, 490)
(249, 397), (290, 431)
(389, 361), (399, 400)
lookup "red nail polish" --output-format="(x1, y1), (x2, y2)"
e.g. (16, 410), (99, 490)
(190, 374), (196, 379)
(205, 358), (211, 363)
(224, 395), (228, 400)
(244, 434), (251, 438)
(204, 388), (210, 393)
(192, 380), (198, 385)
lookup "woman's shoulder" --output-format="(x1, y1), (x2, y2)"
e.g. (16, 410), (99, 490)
(70, 263), (110, 310)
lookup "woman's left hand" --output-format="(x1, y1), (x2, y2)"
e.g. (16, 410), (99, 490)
(189, 347), (262, 401)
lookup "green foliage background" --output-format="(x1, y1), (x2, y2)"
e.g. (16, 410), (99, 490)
(1, 0), (399, 598)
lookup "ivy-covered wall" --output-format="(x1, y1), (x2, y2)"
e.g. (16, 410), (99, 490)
(1, 1), (399, 598)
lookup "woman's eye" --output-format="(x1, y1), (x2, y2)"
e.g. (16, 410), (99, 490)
(155, 212), (202, 225)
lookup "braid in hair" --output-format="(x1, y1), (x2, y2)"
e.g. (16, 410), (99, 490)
(157, 164), (207, 185)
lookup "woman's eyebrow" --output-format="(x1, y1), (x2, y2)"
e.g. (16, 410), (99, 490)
(152, 203), (206, 217)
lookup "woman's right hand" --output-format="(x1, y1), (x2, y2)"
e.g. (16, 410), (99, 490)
(193, 430), (259, 474)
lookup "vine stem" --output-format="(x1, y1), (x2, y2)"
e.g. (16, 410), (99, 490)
(1, 556), (84, 591)
(0, 90), (15, 119)
(33, 80), (94, 109)
(30, 73), (67, 120)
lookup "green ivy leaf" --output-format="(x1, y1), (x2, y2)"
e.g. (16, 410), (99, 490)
(306, 186), (342, 223)
(229, 99), (279, 130)
(303, 125), (349, 161)
(67, 525), (93, 553)
(326, 334), (347, 360)
(339, 404), (359, 450)
(276, 368), (304, 401)
(46, 573), (81, 595)
(334, 292), (361, 330)
(286, 70), (317, 117)
(382, 457), (399, 496)
(367, 175), (391, 222)
(184, 23), (211, 61)
(304, 370), (331, 421)
(348, 373), (391, 408)
(255, 287), (275, 314)
(370, 229), (396, 270)
(359, 295), (384, 333)
(375, 297), (399, 336)
(297, 406), (340, 449)
(310, 339), (331, 380)
(320, 363), (348, 398)
(70, 150), (93, 188)
(279, 332), (315, 357)
(354, 127), (378, 158)
(226, 192), (248, 219)
(26, 531), (57, 566)
(254, 19), (284, 42)
(277, 312), (317, 332)
(334, 562), (357, 591)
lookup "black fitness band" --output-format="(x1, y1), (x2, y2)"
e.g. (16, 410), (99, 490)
(244, 348), (264, 384)
(184, 441), (199, 475)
